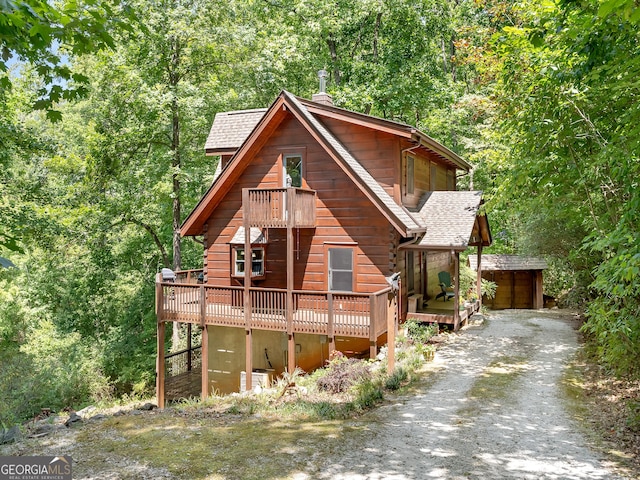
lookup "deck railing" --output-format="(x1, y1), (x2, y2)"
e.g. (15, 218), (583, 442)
(156, 277), (392, 339)
(246, 188), (316, 228)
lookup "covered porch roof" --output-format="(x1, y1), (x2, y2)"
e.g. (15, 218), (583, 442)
(406, 191), (492, 251)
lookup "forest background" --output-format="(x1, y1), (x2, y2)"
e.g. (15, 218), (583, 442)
(1, 0), (639, 425)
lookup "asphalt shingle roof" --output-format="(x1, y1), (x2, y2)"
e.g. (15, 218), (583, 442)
(204, 108), (267, 153)
(284, 92), (422, 233)
(469, 254), (547, 271)
(414, 191), (484, 249)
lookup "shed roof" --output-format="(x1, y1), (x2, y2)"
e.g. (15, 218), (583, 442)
(412, 191), (491, 250)
(204, 108), (267, 155)
(468, 254), (548, 271)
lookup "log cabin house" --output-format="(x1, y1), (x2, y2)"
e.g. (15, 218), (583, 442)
(155, 89), (492, 405)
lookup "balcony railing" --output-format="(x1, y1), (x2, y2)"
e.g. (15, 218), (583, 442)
(245, 188), (316, 228)
(156, 276), (393, 340)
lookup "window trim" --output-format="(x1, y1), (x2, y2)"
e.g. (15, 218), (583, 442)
(231, 246), (266, 279)
(283, 153), (304, 188)
(325, 244), (357, 292)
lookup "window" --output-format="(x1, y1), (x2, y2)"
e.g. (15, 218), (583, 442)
(406, 155), (415, 195)
(328, 247), (354, 292)
(283, 154), (303, 187)
(233, 247), (265, 278)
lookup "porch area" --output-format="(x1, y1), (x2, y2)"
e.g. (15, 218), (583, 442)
(407, 296), (481, 331)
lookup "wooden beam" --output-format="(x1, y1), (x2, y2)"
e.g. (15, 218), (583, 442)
(476, 245), (483, 309)
(286, 188), (295, 373)
(245, 329), (252, 391)
(288, 334), (296, 374)
(201, 325), (209, 399)
(453, 252), (460, 330)
(327, 292), (335, 357)
(369, 294), (377, 359)
(156, 321), (165, 409)
(387, 282), (398, 372)
(242, 188), (252, 391)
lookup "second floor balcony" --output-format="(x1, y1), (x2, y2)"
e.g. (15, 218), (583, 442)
(244, 187), (316, 229)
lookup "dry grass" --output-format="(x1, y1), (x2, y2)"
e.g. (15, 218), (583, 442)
(562, 350), (640, 477)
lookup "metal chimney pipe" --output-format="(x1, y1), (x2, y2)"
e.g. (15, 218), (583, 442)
(318, 69), (328, 93)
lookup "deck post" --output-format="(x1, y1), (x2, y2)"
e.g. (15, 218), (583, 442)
(156, 320), (165, 409)
(387, 280), (398, 372)
(286, 187), (295, 373)
(327, 293), (335, 356)
(476, 245), (483, 309)
(242, 188), (252, 390)
(369, 294), (377, 359)
(201, 325), (209, 399)
(245, 329), (253, 391)
(453, 251), (460, 330)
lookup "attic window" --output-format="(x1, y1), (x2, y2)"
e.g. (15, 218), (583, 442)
(284, 154), (303, 187)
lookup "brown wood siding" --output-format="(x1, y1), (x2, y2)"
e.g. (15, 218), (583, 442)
(401, 150), (455, 208)
(204, 113), (391, 295)
(317, 117), (399, 198)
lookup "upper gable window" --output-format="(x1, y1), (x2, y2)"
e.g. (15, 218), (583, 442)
(283, 154), (303, 188)
(406, 156), (415, 195)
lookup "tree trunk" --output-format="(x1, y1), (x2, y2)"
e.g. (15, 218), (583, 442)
(170, 34), (182, 353)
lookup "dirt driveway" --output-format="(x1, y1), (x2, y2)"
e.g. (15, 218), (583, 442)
(318, 310), (628, 479)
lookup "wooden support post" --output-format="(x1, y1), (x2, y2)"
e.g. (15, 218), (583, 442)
(187, 323), (192, 372)
(288, 334), (296, 374)
(476, 245), (483, 309)
(453, 251), (460, 330)
(327, 293), (335, 357)
(387, 281), (398, 373)
(286, 188), (295, 373)
(245, 329), (252, 391)
(369, 294), (377, 359)
(201, 325), (209, 399)
(156, 321), (165, 409)
(242, 189), (252, 390)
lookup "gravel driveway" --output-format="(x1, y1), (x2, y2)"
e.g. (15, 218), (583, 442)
(319, 310), (627, 480)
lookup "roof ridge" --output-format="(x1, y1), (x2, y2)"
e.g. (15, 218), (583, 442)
(284, 92), (422, 234)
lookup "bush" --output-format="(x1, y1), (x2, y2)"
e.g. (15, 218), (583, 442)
(384, 367), (408, 391)
(404, 319), (437, 344)
(316, 357), (372, 394)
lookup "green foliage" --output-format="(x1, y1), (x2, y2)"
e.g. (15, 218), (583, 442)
(384, 367), (408, 391)
(404, 319), (438, 344)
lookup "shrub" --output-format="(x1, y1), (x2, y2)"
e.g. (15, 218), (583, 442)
(316, 357), (372, 394)
(404, 319), (437, 344)
(384, 367), (408, 391)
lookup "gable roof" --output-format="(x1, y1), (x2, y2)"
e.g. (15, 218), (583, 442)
(202, 97), (471, 170)
(204, 108), (267, 156)
(469, 255), (547, 271)
(182, 90), (424, 237)
(411, 191), (491, 250)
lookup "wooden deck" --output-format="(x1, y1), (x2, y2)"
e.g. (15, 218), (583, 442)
(157, 282), (393, 339)
(407, 299), (481, 330)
